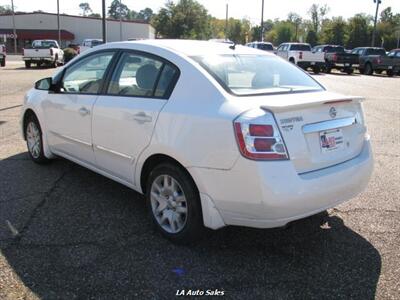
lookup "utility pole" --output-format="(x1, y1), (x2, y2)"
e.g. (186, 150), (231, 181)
(260, 0), (264, 41)
(119, 0), (123, 41)
(372, 0), (381, 47)
(10, 0), (17, 54)
(102, 0), (107, 42)
(57, 0), (61, 47)
(225, 3), (228, 40)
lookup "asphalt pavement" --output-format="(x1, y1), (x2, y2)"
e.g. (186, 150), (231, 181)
(0, 62), (399, 299)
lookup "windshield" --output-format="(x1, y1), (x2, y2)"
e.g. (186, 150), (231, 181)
(91, 40), (103, 47)
(290, 44), (311, 51)
(193, 54), (323, 96)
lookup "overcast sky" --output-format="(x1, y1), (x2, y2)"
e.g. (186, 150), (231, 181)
(1, 0), (400, 24)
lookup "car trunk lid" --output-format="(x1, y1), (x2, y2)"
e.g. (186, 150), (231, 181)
(257, 91), (367, 173)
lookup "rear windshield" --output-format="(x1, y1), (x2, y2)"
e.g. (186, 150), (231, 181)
(91, 40), (103, 47)
(257, 43), (274, 51)
(32, 41), (57, 48)
(326, 46), (345, 53)
(290, 44), (311, 51)
(367, 48), (386, 56)
(193, 54), (323, 96)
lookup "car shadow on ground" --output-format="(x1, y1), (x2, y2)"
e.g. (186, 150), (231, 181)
(0, 153), (381, 299)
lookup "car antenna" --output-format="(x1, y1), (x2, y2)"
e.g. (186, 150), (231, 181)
(229, 43), (236, 50)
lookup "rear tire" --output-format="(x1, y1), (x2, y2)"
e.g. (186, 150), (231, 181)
(312, 66), (320, 74)
(0, 58), (5, 67)
(364, 63), (373, 75)
(24, 114), (51, 164)
(146, 162), (204, 244)
(387, 70), (394, 77)
(324, 66), (332, 74)
(25, 61), (31, 68)
(345, 68), (353, 75)
(52, 55), (58, 68)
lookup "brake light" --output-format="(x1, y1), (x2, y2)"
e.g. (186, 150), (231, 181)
(299, 51), (303, 59)
(233, 108), (289, 160)
(374, 58), (381, 64)
(332, 53), (337, 62)
(50, 48), (53, 56)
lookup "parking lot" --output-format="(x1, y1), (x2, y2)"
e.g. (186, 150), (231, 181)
(0, 58), (399, 299)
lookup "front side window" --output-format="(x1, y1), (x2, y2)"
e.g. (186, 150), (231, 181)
(193, 54), (323, 96)
(107, 52), (178, 98)
(62, 52), (114, 94)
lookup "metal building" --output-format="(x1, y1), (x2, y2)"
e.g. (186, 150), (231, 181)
(0, 12), (155, 53)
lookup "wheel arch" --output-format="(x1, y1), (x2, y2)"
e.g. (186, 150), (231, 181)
(22, 108), (38, 140)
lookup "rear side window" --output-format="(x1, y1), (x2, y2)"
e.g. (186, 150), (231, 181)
(257, 43), (274, 51)
(107, 52), (178, 98)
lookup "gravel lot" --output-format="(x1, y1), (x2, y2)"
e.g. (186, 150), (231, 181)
(0, 61), (399, 299)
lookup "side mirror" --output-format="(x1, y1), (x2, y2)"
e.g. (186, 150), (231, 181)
(35, 77), (55, 91)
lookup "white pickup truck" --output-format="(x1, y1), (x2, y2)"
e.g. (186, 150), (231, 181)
(23, 40), (64, 68)
(0, 44), (6, 67)
(79, 39), (103, 53)
(276, 43), (325, 73)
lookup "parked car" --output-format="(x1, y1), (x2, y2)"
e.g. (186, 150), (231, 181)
(352, 47), (400, 76)
(276, 43), (325, 73)
(0, 44), (6, 67)
(313, 44), (359, 74)
(246, 41), (274, 52)
(21, 40), (373, 243)
(79, 39), (104, 53)
(387, 49), (400, 75)
(23, 40), (64, 68)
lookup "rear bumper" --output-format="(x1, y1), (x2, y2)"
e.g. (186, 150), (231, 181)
(23, 57), (54, 62)
(297, 61), (325, 69)
(328, 62), (358, 68)
(190, 139), (373, 229)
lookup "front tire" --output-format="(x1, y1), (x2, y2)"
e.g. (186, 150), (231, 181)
(146, 163), (204, 244)
(25, 114), (50, 164)
(25, 61), (31, 68)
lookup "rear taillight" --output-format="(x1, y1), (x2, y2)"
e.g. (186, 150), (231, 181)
(332, 53), (337, 62)
(299, 51), (303, 59)
(2, 45), (5, 53)
(373, 58), (381, 64)
(50, 48), (53, 56)
(233, 108), (289, 161)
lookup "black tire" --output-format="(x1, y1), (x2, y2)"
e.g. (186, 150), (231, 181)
(324, 66), (332, 74)
(52, 55), (58, 68)
(25, 61), (31, 68)
(289, 58), (295, 64)
(0, 58), (5, 67)
(364, 63), (373, 75)
(387, 70), (394, 77)
(146, 162), (204, 244)
(345, 68), (353, 75)
(24, 114), (51, 164)
(312, 66), (320, 74)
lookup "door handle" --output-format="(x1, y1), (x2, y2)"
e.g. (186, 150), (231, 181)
(133, 112), (152, 123)
(79, 107), (90, 116)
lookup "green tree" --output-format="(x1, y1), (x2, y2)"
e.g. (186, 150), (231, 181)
(287, 12), (302, 41)
(306, 29), (318, 46)
(0, 5), (12, 14)
(274, 22), (294, 45)
(308, 3), (330, 33)
(79, 2), (92, 16)
(152, 0), (211, 39)
(346, 14), (372, 48)
(137, 8), (154, 22)
(108, 0), (130, 19)
(321, 17), (347, 45)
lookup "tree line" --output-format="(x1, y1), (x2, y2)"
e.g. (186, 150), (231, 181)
(1, 0), (399, 49)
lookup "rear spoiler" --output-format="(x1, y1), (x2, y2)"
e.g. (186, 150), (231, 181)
(260, 95), (364, 112)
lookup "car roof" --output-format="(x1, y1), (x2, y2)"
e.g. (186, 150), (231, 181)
(102, 39), (274, 57)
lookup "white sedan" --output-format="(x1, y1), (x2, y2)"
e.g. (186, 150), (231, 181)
(21, 40), (373, 243)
